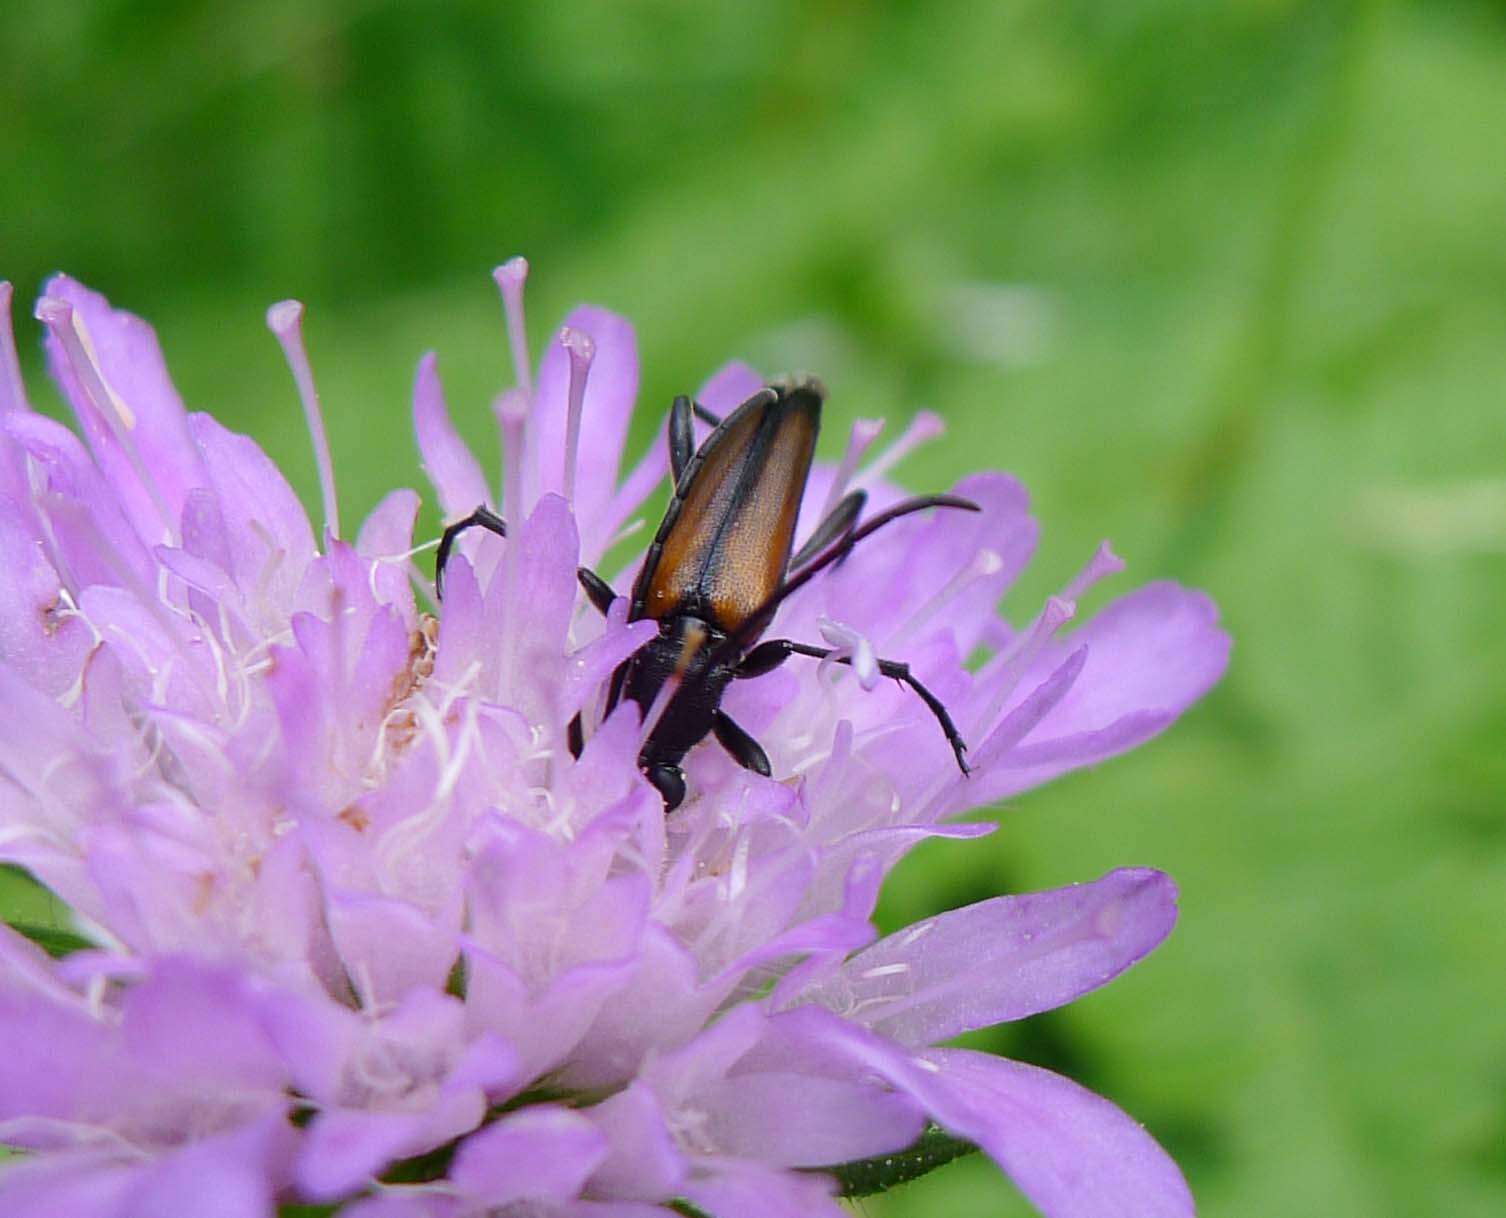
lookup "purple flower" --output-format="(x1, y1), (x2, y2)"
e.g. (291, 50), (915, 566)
(0, 263), (1229, 1218)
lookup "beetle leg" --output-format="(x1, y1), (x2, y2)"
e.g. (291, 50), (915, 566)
(711, 710), (772, 777)
(645, 763), (687, 811)
(436, 504), (507, 599)
(567, 713), (585, 759)
(735, 638), (970, 775)
(735, 638), (796, 678)
(692, 401), (722, 428)
(577, 567), (618, 616)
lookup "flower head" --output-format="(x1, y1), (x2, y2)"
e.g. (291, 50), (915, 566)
(0, 264), (1228, 1217)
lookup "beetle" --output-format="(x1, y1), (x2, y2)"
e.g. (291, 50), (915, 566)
(435, 376), (978, 810)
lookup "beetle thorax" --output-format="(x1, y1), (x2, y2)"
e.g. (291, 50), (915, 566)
(630, 614), (737, 768)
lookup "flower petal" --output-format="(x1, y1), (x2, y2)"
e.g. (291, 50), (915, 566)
(449, 1106), (608, 1207)
(980, 583), (1230, 801)
(798, 868), (1178, 1045)
(922, 1048), (1195, 1218)
(414, 353), (490, 521)
(682, 1162), (848, 1218)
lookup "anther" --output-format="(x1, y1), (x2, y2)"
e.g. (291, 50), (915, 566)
(267, 301), (340, 541)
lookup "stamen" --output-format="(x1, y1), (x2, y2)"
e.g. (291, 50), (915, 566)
(267, 301), (340, 541)
(889, 548), (1005, 648)
(856, 410), (945, 488)
(820, 417), (884, 519)
(492, 388), (528, 526)
(492, 257), (532, 397)
(560, 327), (595, 507)
(605, 516), (646, 551)
(973, 595), (1075, 736)
(36, 297), (174, 536)
(1063, 540), (1125, 601)
(0, 281), (30, 413)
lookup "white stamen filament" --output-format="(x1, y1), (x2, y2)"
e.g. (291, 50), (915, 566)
(1063, 540), (1126, 601)
(855, 410), (945, 489)
(493, 389), (528, 528)
(36, 298), (175, 538)
(493, 257), (533, 396)
(266, 301), (341, 541)
(973, 595), (1076, 739)
(889, 548), (1005, 648)
(560, 327), (595, 507)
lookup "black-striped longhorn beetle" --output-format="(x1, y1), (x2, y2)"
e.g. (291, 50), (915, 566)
(436, 376), (977, 810)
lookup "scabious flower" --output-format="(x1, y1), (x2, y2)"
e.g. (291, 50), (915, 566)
(0, 263), (1229, 1218)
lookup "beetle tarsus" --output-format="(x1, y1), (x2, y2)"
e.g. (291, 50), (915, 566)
(577, 567), (618, 615)
(711, 709), (772, 776)
(645, 763), (687, 811)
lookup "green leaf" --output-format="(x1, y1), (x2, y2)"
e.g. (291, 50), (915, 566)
(6, 920), (92, 958)
(820, 1124), (980, 1198)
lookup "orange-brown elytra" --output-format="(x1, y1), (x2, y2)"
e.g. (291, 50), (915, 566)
(435, 376), (979, 810)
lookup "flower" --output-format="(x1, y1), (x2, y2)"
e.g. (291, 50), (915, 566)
(0, 263), (1229, 1218)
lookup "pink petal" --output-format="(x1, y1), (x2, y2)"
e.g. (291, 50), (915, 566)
(696, 360), (765, 416)
(325, 891), (460, 1008)
(585, 1082), (687, 1200)
(695, 1071), (925, 1167)
(0, 508), (94, 697)
(923, 1048), (1196, 1218)
(983, 583), (1230, 801)
(413, 353), (490, 520)
(682, 1162), (848, 1218)
(117, 1113), (294, 1218)
(449, 1106), (607, 1206)
(799, 868), (1178, 1046)
(357, 487), (422, 621)
(188, 413), (315, 610)
(769, 1007), (1194, 1218)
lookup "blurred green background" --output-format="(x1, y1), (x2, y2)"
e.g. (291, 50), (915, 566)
(5, 1), (1505, 1215)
